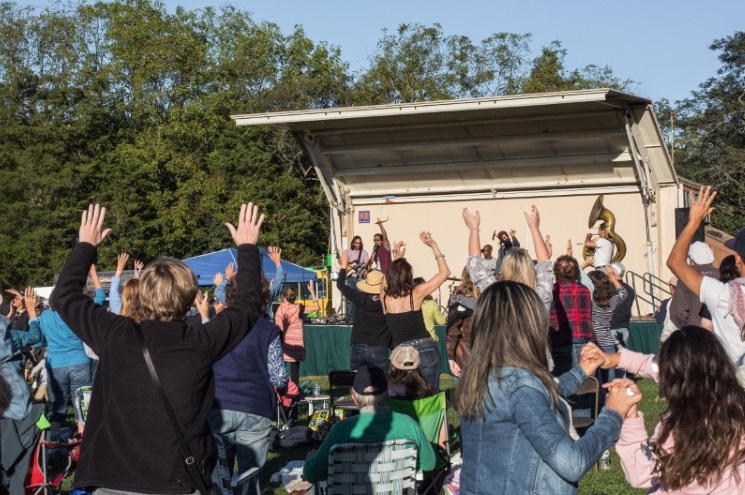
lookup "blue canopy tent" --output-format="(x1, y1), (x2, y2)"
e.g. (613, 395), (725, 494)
(182, 247), (317, 286)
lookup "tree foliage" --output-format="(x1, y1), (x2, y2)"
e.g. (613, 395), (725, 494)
(669, 32), (745, 233)
(0, 3), (636, 287)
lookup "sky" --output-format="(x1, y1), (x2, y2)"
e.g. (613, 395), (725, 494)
(16, 0), (745, 104)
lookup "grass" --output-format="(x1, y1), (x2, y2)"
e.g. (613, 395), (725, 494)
(59, 374), (665, 495)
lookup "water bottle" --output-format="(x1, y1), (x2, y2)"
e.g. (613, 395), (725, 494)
(313, 383), (321, 397)
(599, 449), (611, 470)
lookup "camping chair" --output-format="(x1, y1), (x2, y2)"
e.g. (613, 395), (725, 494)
(317, 439), (418, 495)
(212, 434), (261, 495)
(328, 370), (359, 419)
(570, 376), (600, 432)
(73, 386), (92, 426)
(388, 391), (451, 494)
(26, 411), (82, 495)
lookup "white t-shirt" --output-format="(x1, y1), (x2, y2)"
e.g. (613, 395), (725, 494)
(482, 257), (497, 272)
(700, 276), (745, 367)
(593, 238), (614, 267)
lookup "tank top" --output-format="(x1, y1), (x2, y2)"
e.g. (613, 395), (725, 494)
(383, 293), (430, 346)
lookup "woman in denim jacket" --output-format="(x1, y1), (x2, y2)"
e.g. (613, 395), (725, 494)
(454, 281), (641, 494)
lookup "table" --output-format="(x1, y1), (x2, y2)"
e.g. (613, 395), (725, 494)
(627, 321), (663, 355)
(303, 394), (331, 415)
(298, 324), (451, 377)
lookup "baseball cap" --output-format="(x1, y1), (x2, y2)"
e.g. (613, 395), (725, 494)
(688, 241), (714, 265)
(724, 228), (745, 258)
(353, 366), (388, 396)
(610, 262), (625, 275)
(668, 276), (678, 286)
(390, 346), (421, 370)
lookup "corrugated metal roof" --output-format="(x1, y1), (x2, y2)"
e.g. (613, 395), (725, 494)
(232, 89), (676, 206)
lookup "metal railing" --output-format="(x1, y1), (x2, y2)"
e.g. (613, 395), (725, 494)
(624, 270), (672, 317)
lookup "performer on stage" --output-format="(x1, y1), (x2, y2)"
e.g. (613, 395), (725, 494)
(584, 223), (614, 270)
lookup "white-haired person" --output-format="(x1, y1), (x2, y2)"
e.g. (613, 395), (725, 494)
(303, 365), (436, 484)
(53, 202), (264, 494)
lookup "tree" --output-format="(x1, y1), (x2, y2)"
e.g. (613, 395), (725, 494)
(673, 32), (745, 233)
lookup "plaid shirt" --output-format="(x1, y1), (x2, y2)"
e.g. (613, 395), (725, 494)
(549, 279), (595, 347)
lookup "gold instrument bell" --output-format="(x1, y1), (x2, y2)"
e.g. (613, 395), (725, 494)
(584, 195), (626, 262)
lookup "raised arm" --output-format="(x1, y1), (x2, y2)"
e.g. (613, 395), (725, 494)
(53, 204), (119, 349)
(109, 253), (129, 314)
(206, 202), (265, 360)
(336, 250), (368, 306)
(667, 186), (716, 297)
(12, 287), (43, 348)
(303, 281), (321, 314)
(524, 205), (549, 262)
(376, 217), (391, 249)
(89, 264), (106, 305)
(267, 247), (286, 300)
(413, 232), (451, 301)
(462, 208), (481, 257)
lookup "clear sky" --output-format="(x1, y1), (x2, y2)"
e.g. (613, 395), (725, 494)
(16, 0), (745, 103)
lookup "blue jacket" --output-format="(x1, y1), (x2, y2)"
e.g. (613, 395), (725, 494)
(459, 366), (622, 495)
(0, 316), (31, 420)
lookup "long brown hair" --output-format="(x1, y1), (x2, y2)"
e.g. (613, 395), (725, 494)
(388, 367), (435, 400)
(384, 258), (414, 298)
(654, 326), (745, 489)
(454, 281), (558, 419)
(453, 267), (476, 298)
(588, 270), (613, 308)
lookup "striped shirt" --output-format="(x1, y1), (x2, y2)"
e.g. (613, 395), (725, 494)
(592, 286), (628, 348)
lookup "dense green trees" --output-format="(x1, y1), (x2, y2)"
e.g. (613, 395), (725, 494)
(0, 1), (666, 287)
(663, 32), (745, 234)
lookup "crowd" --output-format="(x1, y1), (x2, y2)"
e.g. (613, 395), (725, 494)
(1, 185), (744, 495)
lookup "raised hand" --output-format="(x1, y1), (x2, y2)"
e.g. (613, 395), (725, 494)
(225, 202), (264, 246)
(24, 287), (38, 318)
(194, 290), (210, 320)
(509, 229), (516, 238)
(524, 205), (540, 229)
(688, 185), (716, 227)
(566, 239), (573, 257)
(545, 235), (552, 259)
(339, 250), (350, 269)
(462, 208), (480, 231)
(375, 217), (388, 225)
(116, 253), (129, 277)
(578, 342), (606, 377)
(79, 204), (112, 247)
(213, 272), (224, 286)
(420, 232), (436, 247)
(133, 260), (144, 279)
(267, 247), (282, 267)
(307, 281), (316, 297)
(225, 262), (236, 281)
(393, 241), (406, 259)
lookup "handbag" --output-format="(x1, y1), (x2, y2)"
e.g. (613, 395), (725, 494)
(134, 325), (212, 495)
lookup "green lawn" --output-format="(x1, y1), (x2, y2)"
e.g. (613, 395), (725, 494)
(61, 374), (665, 494)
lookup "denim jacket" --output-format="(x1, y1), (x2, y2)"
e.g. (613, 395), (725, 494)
(459, 366), (622, 495)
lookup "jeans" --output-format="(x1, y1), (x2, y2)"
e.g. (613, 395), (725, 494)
(349, 344), (389, 372)
(611, 328), (628, 379)
(48, 362), (91, 428)
(208, 409), (273, 477)
(550, 339), (591, 377)
(399, 340), (441, 390)
(345, 276), (357, 323)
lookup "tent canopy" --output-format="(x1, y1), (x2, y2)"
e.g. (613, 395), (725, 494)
(183, 248), (318, 286)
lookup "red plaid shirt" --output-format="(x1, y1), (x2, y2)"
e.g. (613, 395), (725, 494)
(549, 279), (595, 346)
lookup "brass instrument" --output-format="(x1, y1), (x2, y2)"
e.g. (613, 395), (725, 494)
(584, 195), (626, 262)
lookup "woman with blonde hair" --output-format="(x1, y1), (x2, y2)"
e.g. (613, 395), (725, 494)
(53, 202), (264, 494)
(455, 280), (640, 494)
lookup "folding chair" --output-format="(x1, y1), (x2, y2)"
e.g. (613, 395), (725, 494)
(211, 434), (261, 495)
(317, 439), (418, 495)
(328, 370), (359, 418)
(388, 391), (451, 494)
(570, 376), (600, 432)
(73, 386), (93, 426)
(26, 410), (82, 495)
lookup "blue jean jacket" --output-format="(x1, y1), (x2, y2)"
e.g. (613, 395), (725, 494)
(459, 366), (622, 495)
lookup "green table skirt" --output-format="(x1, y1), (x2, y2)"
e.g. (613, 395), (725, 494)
(626, 321), (663, 355)
(298, 325), (450, 377)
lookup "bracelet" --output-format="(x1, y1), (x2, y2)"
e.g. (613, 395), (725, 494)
(604, 405), (625, 419)
(434, 254), (445, 260)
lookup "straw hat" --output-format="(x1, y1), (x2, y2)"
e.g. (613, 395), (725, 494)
(357, 270), (385, 294)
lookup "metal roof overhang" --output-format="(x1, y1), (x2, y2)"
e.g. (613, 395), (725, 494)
(231, 89), (677, 211)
